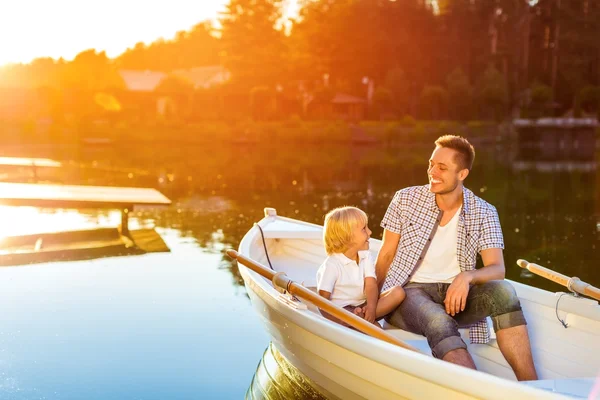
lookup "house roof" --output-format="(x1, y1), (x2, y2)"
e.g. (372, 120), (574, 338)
(172, 66), (230, 89)
(119, 70), (166, 92)
(118, 66), (230, 92)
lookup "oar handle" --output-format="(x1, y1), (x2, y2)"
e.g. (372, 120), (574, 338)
(228, 249), (420, 352)
(517, 259), (600, 302)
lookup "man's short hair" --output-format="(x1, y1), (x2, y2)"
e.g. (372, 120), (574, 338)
(434, 135), (475, 171)
(323, 206), (368, 255)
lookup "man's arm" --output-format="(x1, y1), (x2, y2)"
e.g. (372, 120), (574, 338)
(444, 248), (505, 316)
(375, 229), (401, 291)
(471, 247), (505, 283)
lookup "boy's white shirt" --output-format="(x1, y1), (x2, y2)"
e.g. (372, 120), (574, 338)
(316, 250), (376, 307)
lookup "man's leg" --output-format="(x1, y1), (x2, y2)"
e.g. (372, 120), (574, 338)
(386, 283), (476, 369)
(456, 280), (538, 381)
(496, 325), (538, 381)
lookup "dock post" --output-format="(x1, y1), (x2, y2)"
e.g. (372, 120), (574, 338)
(121, 208), (130, 237)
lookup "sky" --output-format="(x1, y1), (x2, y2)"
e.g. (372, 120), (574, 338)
(0, 0), (231, 66)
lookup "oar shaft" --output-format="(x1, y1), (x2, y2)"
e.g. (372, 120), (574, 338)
(517, 259), (600, 302)
(228, 249), (419, 352)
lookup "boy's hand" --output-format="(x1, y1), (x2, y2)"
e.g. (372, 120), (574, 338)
(353, 307), (365, 318)
(364, 305), (376, 323)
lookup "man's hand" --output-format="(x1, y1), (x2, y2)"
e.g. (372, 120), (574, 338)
(444, 271), (473, 316)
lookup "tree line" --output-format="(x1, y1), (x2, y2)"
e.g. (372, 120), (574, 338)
(1, 0), (599, 123)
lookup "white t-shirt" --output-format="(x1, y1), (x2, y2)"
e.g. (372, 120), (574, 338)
(410, 206), (462, 284)
(316, 250), (377, 307)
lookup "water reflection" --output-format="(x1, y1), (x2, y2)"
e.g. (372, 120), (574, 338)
(247, 343), (327, 400)
(15, 142), (597, 291)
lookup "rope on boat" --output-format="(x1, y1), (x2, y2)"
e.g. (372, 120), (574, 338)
(255, 223), (274, 270)
(555, 293), (569, 328)
(254, 222), (301, 303)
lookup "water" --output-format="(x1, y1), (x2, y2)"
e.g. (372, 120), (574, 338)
(0, 229), (269, 399)
(0, 141), (598, 399)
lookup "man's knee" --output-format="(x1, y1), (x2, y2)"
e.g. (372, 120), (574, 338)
(485, 281), (528, 331)
(422, 312), (467, 359)
(486, 280), (521, 314)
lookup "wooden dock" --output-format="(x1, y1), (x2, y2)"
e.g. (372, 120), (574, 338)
(0, 182), (171, 236)
(0, 182), (172, 266)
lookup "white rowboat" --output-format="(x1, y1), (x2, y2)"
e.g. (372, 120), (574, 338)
(234, 208), (600, 399)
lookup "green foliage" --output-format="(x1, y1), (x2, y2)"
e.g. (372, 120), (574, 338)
(155, 75), (195, 94)
(476, 65), (508, 121)
(400, 115), (416, 126)
(116, 22), (220, 71)
(384, 68), (410, 115)
(530, 82), (553, 106)
(420, 86), (449, 120)
(373, 87), (394, 118)
(446, 68), (473, 121)
(220, 0), (286, 87)
(1, 0), (599, 124)
(576, 86), (600, 115)
(250, 86), (276, 120)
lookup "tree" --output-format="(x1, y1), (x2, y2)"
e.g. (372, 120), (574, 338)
(220, 0), (287, 87)
(476, 64), (508, 120)
(155, 75), (195, 95)
(61, 49), (124, 91)
(250, 86), (276, 120)
(446, 67), (473, 121)
(372, 87), (394, 119)
(117, 22), (220, 71)
(384, 67), (410, 116)
(574, 85), (600, 118)
(420, 86), (448, 120)
(529, 82), (553, 117)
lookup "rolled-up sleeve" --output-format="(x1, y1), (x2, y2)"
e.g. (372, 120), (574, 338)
(479, 207), (504, 251)
(381, 191), (403, 234)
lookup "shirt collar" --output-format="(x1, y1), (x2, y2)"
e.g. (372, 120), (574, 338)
(426, 185), (471, 214)
(333, 250), (369, 266)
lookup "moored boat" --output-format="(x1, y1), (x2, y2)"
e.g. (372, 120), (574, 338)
(233, 208), (600, 400)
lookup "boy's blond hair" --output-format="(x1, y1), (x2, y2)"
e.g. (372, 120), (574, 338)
(323, 206), (368, 255)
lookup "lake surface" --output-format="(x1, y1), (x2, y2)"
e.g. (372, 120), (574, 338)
(0, 141), (598, 399)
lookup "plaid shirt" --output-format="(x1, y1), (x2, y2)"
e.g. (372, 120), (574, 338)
(381, 185), (504, 344)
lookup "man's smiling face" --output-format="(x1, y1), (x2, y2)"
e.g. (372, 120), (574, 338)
(427, 146), (468, 195)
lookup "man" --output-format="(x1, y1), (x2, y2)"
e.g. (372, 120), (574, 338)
(375, 135), (538, 381)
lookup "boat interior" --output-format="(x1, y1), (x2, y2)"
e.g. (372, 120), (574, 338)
(247, 216), (600, 398)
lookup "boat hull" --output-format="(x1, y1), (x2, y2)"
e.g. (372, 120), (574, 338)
(241, 266), (573, 400)
(238, 212), (598, 399)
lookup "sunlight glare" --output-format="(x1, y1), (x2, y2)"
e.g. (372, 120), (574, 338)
(0, 0), (300, 66)
(0, 206), (123, 244)
(0, 0), (229, 65)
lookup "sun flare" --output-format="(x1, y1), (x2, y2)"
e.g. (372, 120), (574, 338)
(0, 0), (299, 66)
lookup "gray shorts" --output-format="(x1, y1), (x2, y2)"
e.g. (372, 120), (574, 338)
(385, 280), (527, 359)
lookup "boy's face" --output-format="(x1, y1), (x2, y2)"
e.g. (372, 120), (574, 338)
(347, 220), (371, 253)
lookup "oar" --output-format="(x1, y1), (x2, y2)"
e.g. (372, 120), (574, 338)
(517, 259), (600, 302)
(227, 249), (420, 353)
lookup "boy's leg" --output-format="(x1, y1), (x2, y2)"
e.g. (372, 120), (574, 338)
(375, 286), (405, 319)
